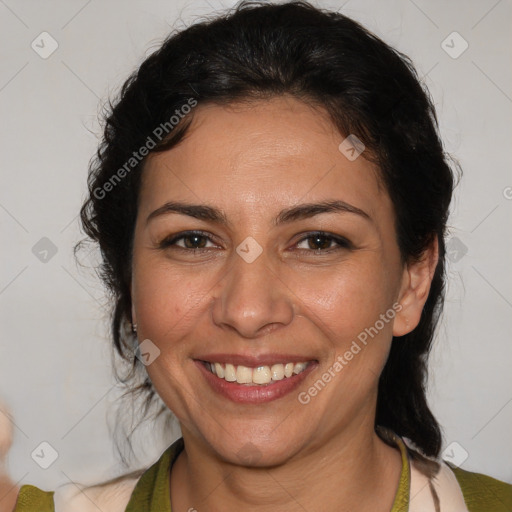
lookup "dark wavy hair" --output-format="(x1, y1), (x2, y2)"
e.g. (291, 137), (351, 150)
(76, 0), (459, 464)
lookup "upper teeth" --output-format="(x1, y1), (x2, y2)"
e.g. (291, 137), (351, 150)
(208, 362), (309, 385)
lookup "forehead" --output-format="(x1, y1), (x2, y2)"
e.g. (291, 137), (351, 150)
(139, 96), (388, 223)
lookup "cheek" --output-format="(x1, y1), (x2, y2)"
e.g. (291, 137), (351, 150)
(132, 258), (208, 347)
(298, 259), (395, 331)
(301, 260), (397, 381)
(131, 260), (205, 412)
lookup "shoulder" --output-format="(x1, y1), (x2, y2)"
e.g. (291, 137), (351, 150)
(450, 464), (512, 511)
(13, 470), (144, 512)
(12, 438), (185, 512)
(13, 484), (54, 511)
(54, 471), (144, 512)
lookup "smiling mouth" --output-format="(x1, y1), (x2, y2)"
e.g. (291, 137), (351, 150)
(199, 361), (313, 386)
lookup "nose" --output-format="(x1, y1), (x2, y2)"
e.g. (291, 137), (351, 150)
(211, 247), (295, 339)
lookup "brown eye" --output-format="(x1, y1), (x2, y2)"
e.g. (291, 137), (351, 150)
(158, 231), (216, 250)
(295, 232), (352, 252)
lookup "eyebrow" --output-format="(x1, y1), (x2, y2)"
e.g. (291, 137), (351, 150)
(146, 199), (372, 227)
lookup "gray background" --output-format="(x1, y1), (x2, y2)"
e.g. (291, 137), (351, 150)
(1, 0), (511, 492)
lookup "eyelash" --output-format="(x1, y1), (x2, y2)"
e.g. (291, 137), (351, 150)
(157, 230), (352, 254)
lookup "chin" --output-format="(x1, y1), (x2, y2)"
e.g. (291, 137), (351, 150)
(207, 430), (306, 468)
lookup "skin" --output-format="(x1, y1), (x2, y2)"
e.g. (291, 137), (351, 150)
(130, 96), (438, 512)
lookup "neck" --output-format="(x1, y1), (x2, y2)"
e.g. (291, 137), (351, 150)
(170, 421), (402, 512)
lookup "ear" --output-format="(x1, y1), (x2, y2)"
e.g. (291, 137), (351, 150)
(393, 236), (439, 337)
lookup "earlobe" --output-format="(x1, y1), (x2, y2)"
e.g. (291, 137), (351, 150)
(130, 302), (138, 335)
(393, 236), (439, 337)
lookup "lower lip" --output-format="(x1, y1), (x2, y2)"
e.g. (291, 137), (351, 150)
(195, 360), (317, 404)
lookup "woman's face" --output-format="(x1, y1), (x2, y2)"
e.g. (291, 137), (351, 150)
(131, 96), (426, 466)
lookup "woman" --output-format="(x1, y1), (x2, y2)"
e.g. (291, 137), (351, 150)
(13, 1), (511, 511)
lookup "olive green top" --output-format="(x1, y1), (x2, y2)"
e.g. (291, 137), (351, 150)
(13, 436), (512, 511)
